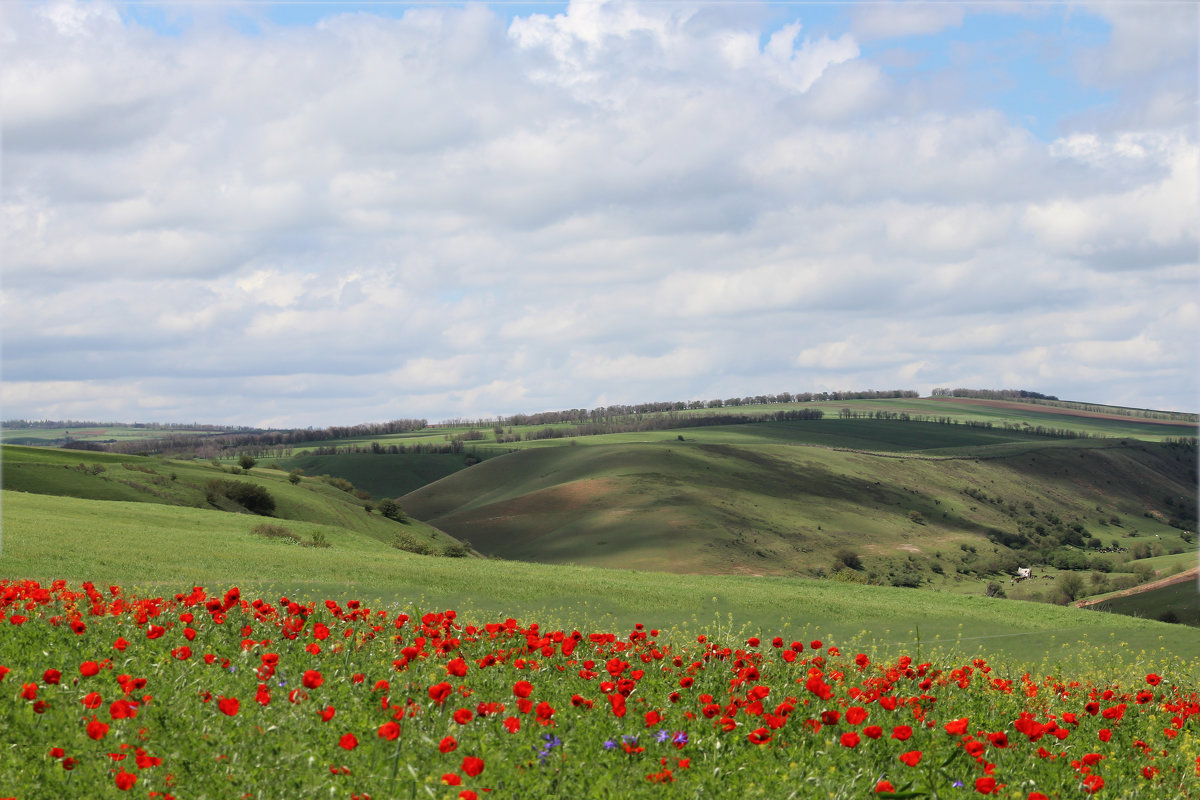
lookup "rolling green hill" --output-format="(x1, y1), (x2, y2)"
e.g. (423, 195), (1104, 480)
(0, 445), (451, 551)
(399, 429), (1197, 600)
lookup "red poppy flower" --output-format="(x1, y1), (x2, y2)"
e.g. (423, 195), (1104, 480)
(945, 718), (970, 735)
(319, 706), (336, 722)
(439, 736), (458, 753)
(453, 708), (473, 725)
(446, 658), (468, 677)
(974, 777), (998, 794)
(114, 769), (137, 791)
(747, 728), (772, 745)
(441, 773), (462, 786)
(846, 706), (868, 725)
(502, 716), (520, 733)
(80, 661), (100, 677)
(429, 682), (453, 704)
(840, 732), (860, 748)
(338, 733), (358, 750)
(864, 725), (883, 739)
(513, 680), (534, 699)
(459, 792), (478, 800)
(1146, 673), (1162, 686)
(1082, 775), (1104, 793)
(892, 725), (913, 741)
(218, 697), (239, 716)
(303, 670), (324, 689)
(378, 721), (401, 741)
(899, 750), (923, 767)
(20, 683), (37, 701)
(42, 669), (61, 685)
(461, 756), (484, 777)
(86, 718), (110, 740)
(875, 780), (895, 794)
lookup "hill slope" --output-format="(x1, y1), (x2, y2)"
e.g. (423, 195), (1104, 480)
(0, 445), (451, 550)
(401, 435), (1197, 586)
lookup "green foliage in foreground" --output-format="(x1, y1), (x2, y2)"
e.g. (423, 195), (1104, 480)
(0, 580), (1196, 799)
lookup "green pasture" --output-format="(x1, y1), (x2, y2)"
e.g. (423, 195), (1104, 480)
(2, 489), (1194, 670)
(1089, 579), (1200, 626)
(0, 425), (219, 444)
(278, 397), (1197, 457)
(281, 452), (469, 500)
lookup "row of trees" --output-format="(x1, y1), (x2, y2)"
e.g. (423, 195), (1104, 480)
(930, 388), (1060, 401)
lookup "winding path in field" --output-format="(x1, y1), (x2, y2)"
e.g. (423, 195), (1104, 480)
(1074, 566), (1199, 608)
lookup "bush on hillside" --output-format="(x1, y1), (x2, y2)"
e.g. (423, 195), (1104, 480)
(205, 479), (276, 516)
(392, 532), (431, 555)
(835, 549), (863, 571)
(378, 499), (407, 522)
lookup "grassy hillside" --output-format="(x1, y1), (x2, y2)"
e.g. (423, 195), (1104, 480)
(1, 489), (1194, 668)
(0, 445), (449, 550)
(400, 436), (1197, 596)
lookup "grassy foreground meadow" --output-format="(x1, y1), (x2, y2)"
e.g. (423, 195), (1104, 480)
(0, 578), (1197, 800)
(3, 486), (1199, 798)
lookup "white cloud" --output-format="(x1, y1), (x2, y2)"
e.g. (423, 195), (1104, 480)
(1, 0), (1196, 424)
(851, 2), (965, 41)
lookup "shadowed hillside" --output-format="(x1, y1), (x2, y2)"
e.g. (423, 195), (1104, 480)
(402, 438), (1197, 588)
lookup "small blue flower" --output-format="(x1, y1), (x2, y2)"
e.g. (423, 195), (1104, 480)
(672, 731), (688, 745)
(603, 740), (617, 751)
(952, 780), (965, 788)
(655, 730), (671, 743)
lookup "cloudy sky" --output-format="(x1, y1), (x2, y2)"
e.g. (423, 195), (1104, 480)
(2, 0), (1197, 427)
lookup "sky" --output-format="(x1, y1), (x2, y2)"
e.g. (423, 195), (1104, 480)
(1, 0), (1197, 427)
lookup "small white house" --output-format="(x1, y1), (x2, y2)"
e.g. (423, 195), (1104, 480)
(1016, 567), (1032, 580)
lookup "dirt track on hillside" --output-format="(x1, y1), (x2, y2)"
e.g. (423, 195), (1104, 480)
(1074, 566), (1199, 608)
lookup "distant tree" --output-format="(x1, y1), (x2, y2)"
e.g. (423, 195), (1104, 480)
(985, 581), (1006, 598)
(378, 499), (406, 522)
(1059, 572), (1084, 601)
(288, 471), (302, 485)
(238, 454), (257, 470)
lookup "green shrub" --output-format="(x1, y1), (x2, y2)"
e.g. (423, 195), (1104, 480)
(206, 479), (277, 516)
(304, 532), (331, 548)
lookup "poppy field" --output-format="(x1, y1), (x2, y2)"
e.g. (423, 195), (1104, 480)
(1, 579), (1197, 799)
